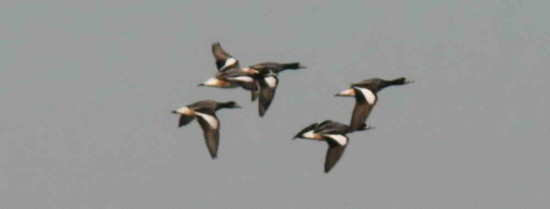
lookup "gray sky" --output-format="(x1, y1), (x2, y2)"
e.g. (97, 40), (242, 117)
(2, 0), (550, 208)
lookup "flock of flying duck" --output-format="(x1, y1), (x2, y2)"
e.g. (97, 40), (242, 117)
(172, 42), (412, 173)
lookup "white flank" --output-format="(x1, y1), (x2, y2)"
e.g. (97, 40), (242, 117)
(227, 76), (254, 83)
(355, 87), (376, 104)
(337, 88), (355, 96)
(303, 130), (316, 139)
(195, 112), (219, 129)
(265, 76), (277, 88)
(176, 106), (192, 115)
(326, 134), (348, 146)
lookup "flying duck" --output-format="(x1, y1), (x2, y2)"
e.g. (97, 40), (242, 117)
(245, 62), (305, 113)
(335, 77), (413, 131)
(172, 100), (241, 159)
(244, 62), (306, 116)
(294, 120), (371, 173)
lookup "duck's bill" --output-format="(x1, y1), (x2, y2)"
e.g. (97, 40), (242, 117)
(334, 88), (355, 97)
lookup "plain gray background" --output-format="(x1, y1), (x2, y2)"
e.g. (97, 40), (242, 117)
(2, 0), (549, 208)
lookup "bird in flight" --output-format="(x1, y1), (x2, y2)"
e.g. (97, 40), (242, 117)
(172, 100), (241, 159)
(294, 120), (372, 173)
(335, 77), (413, 131)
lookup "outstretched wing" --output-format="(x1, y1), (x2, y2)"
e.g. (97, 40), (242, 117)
(258, 75), (279, 117)
(349, 87), (376, 131)
(178, 115), (195, 127)
(194, 111), (220, 159)
(323, 134), (349, 173)
(251, 90), (259, 102)
(212, 42), (239, 71)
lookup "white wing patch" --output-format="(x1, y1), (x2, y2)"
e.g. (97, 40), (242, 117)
(264, 76), (277, 88)
(194, 112), (219, 129)
(222, 58), (237, 69)
(227, 76), (254, 83)
(325, 134), (348, 146)
(355, 87), (376, 104)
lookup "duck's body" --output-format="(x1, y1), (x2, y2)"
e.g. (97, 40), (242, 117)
(335, 77), (412, 131)
(172, 100), (241, 159)
(294, 120), (358, 173)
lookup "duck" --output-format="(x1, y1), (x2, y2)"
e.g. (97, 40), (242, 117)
(243, 62), (306, 116)
(172, 100), (241, 159)
(245, 62), (305, 114)
(335, 77), (413, 131)
(294, 120), (372, 173)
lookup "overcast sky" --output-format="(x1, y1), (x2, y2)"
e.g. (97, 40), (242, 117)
(2, 0), (550, 208)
